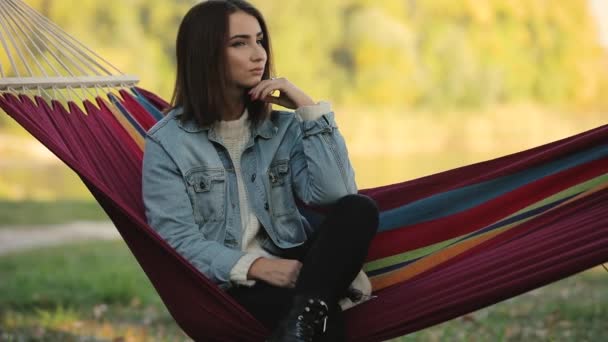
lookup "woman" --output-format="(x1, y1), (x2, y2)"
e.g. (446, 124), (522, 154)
(142, 1), (379, 341)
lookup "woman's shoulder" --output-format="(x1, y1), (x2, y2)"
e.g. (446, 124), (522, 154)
(269, 109), (299, 127)
(270, 102), (334, 127)
(266, 109), (304, 138)
(270, 108), (295, 117)
(146, 107), (191, 141)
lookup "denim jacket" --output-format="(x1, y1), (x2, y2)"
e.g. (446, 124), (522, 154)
(142, 105), (357, 288)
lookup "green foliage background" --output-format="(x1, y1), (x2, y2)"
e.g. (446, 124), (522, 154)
(0, 0), (607, 199)
(2, 0), (606, 110)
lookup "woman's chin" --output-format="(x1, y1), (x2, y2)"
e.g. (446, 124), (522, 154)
(239, 79), (262, 89)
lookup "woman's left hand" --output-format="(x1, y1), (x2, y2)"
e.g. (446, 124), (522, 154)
(248, 77), (315, 110)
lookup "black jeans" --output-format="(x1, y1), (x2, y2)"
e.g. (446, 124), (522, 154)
(227, 194), (379, 333)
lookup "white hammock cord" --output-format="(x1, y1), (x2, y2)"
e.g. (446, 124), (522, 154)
(0, 0), (48, 77)
(0, 21), (12, 77)
(14, 0), (124, 76)
(0, 1), (26, 77)
(9, 0), (93, 77)
(4, 3), (51, 76)
(0, 0), (140, 90)
(0, 0), (140, 92)
(4, 0), (65, 77)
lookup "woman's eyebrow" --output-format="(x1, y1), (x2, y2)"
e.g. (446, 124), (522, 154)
(230, 32), (264, 40)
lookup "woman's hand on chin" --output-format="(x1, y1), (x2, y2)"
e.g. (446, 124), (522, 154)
(248, 257), (303, 288)
(248, 77), (315, 110)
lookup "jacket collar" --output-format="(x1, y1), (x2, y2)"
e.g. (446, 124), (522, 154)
(252, 118), (278, 139)
(175, 107), (277, 139)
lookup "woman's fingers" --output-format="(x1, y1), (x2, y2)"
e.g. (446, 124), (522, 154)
(280, 260), (301, 288)
(260, 258), (303, 288)
(248, 77), (315, 110)
(263, 94), (296, 109)
(290, 261), (302, 284)
(249, 78), (280, 100)
(262, 93), (283, 105)
(258, 83), (279, 100)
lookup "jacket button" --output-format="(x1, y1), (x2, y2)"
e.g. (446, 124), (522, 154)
(251, 173), (256, 182)
(264, 202), (269, 211)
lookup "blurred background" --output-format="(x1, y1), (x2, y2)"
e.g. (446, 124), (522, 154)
(0, 0), (606, 341)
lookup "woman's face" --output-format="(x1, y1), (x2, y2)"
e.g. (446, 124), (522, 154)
(226, 11), (267, 89)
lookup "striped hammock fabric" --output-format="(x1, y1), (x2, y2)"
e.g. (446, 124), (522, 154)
(1, 88), (607, 341)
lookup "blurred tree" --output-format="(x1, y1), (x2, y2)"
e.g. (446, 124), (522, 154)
(0, 0), (606, 113)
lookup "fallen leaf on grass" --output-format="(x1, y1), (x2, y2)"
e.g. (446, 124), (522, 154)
(130, 297), (141, 308)
(461, 314), (477, 324)
(93, 304), (108, 319)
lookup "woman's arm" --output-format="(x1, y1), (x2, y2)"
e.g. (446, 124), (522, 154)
(289, 101), (358, 205)
(248, 77), (357, 205)
(142, 137), (246, 285)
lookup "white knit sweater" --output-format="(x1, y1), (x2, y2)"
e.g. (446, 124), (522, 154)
(215, 108), (276, 287)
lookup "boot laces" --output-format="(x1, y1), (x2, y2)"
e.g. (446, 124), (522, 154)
(294, 299), (328, 341)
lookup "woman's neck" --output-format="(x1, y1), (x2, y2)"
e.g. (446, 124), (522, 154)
(223, 86), (246, 121)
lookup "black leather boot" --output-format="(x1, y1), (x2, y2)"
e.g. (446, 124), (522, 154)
(318, 302), (345, 342)
(266, 295), (330, 342)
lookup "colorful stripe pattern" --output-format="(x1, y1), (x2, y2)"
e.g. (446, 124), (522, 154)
(362, 146), (607, 290)
(1, 88), (606, 342)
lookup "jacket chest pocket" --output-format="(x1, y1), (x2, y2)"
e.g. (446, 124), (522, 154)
(268, 160), (297, 217)
(186, 168), (226, 224)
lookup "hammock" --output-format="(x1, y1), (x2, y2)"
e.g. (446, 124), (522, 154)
(1, 1), (607, 341)
(2, 88), (607, 341)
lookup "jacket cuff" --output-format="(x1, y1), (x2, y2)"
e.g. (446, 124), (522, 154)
(295, 101), (332, 122)
(209, 247), (248, 284)
(299, 112), (338, 138)
(229, 253), (261, 287)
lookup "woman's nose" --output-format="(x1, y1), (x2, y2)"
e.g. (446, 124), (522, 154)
(252, 46), (266, 62)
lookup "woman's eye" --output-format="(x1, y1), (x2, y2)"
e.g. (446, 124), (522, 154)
(231, 40), (263, 47)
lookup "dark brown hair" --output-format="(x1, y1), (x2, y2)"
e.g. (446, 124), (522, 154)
(169, 0), (273, 127)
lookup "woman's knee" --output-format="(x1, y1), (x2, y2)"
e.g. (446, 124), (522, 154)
(335, 194), (379, 229)
(336, 194), (378, 213)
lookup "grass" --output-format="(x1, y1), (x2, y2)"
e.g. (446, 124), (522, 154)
(0, 200), (108, 227)
(0, 240), (606, 341)
(0, 240), (187, 341)
(396, 267), (608, 341)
